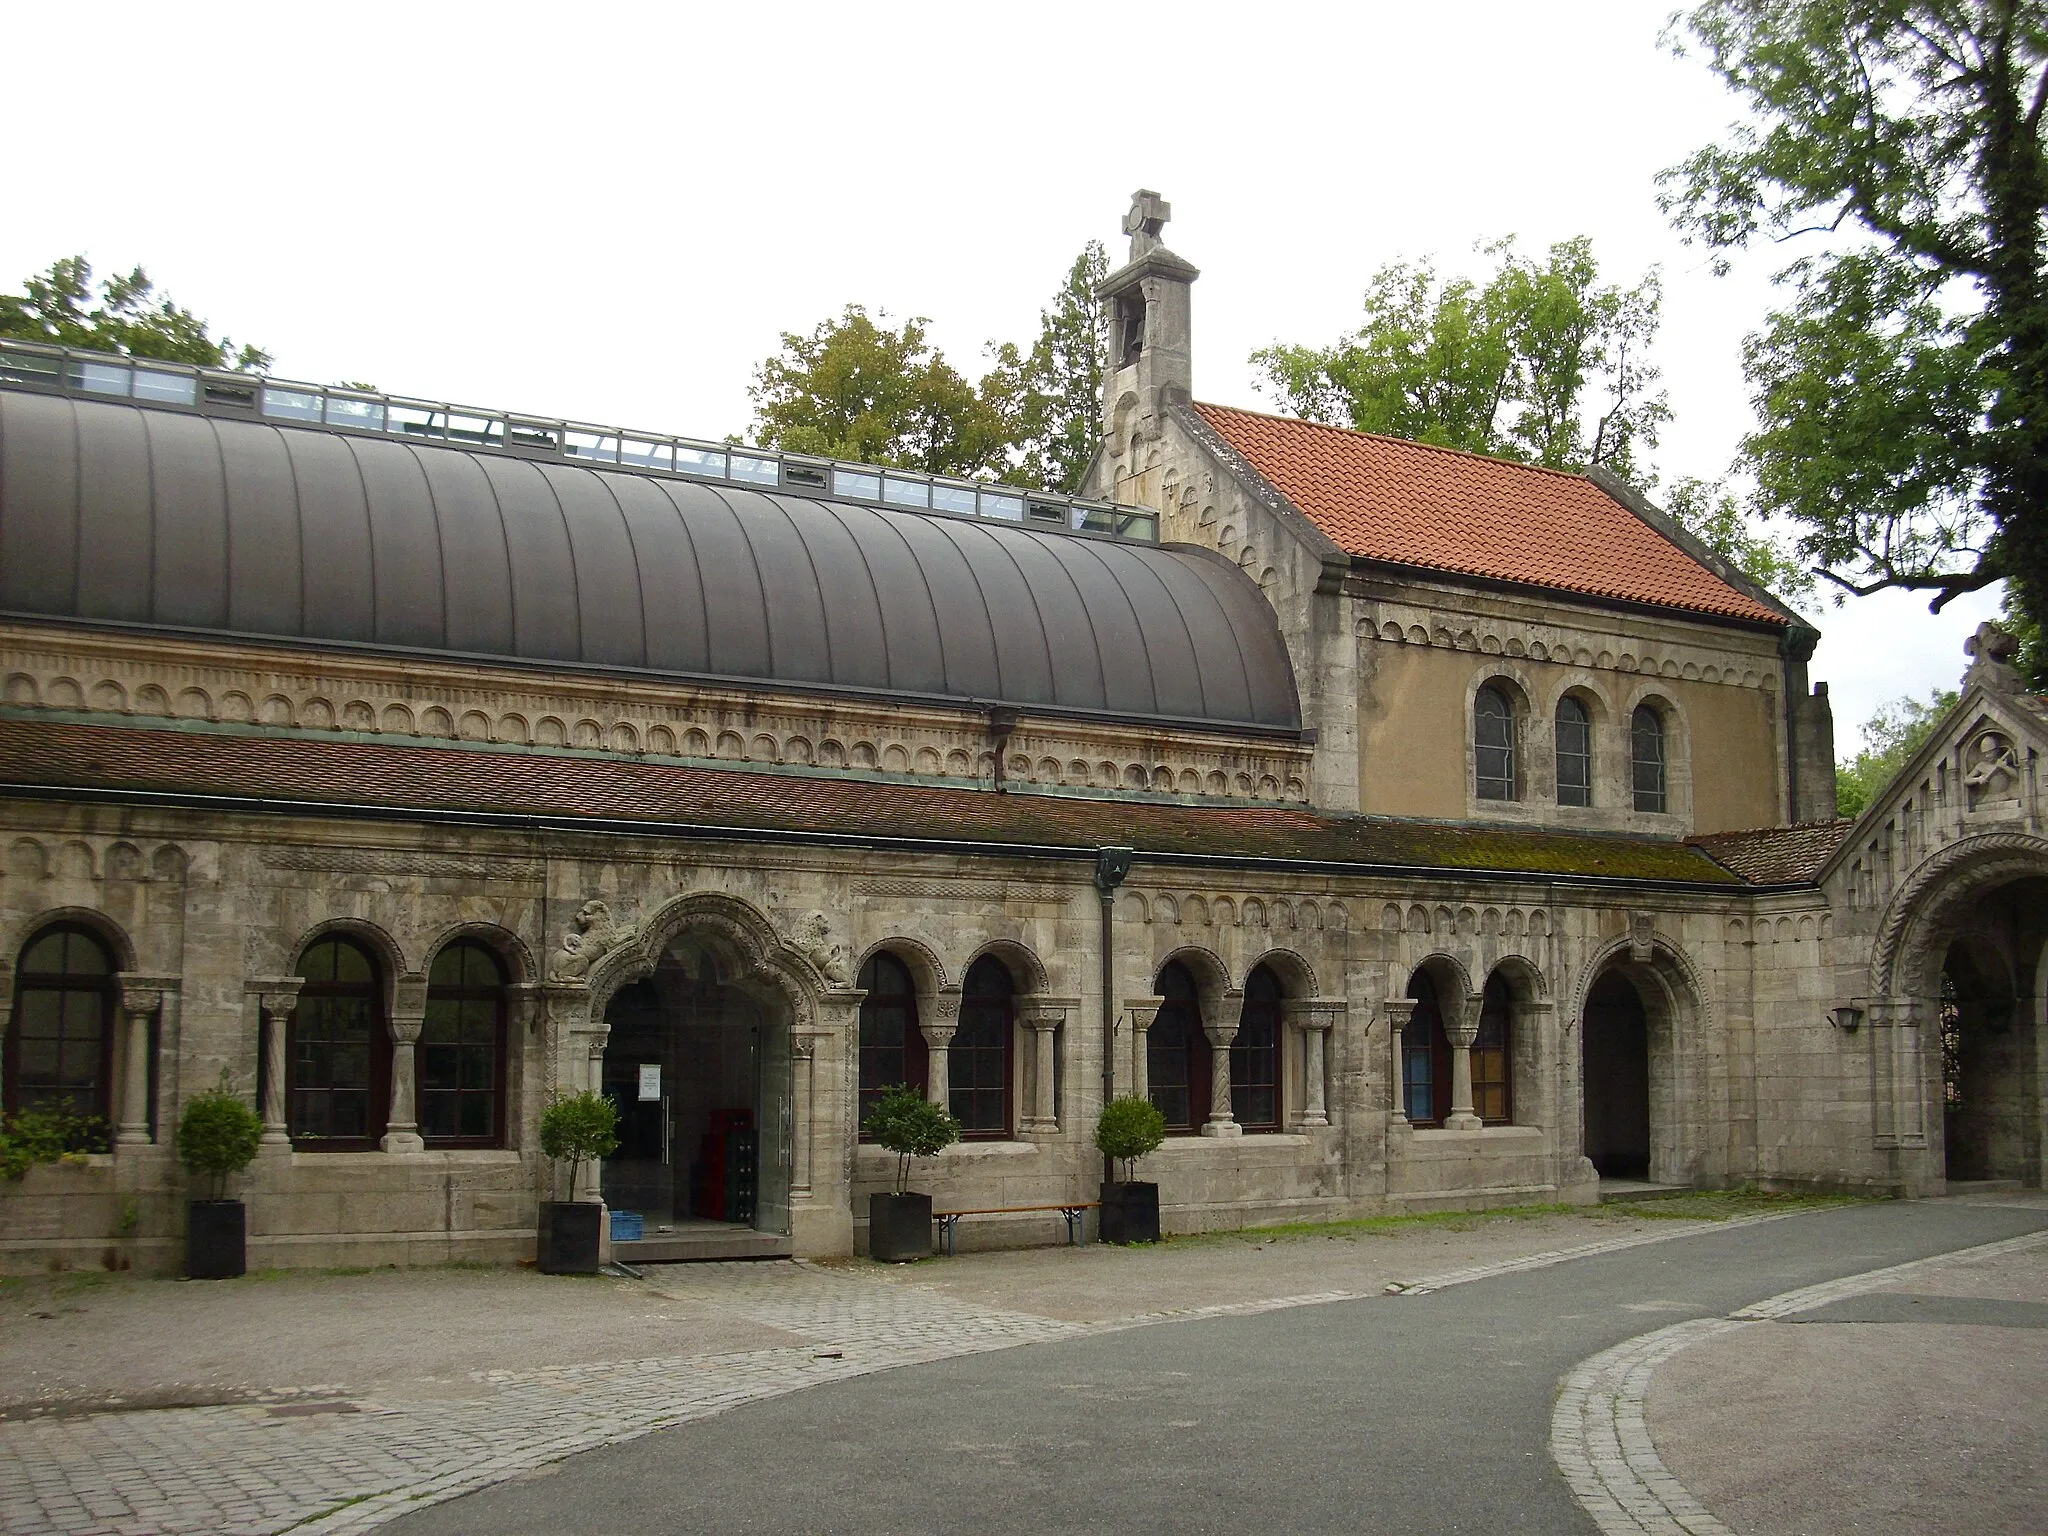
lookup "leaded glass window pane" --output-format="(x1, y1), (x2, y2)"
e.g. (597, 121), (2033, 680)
(1632, 705), (1667, 813)
(1403, 973), (1447, 1125)
(291, 937), (386, 1146)
(1473, 975), (1513, 1124)
(858, 952), (925, 1134)
(1149, 962), (1206, 1132)
(421, 940), (505, 1145)
(1232, 965), (1282, 1130)
(949, 958), (1012, 1136)
(1475, 686), (1516, 800)
(1556, 696), (1592, 807)
(6, 925), (116, 1124)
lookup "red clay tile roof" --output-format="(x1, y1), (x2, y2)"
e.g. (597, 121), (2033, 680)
(1688, 819), (1853, 884)
(1192, 403), (1786, 626)
(0, 718), (1744, 885)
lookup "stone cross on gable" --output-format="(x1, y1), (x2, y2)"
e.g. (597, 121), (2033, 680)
(1123, 189), (1171, 259)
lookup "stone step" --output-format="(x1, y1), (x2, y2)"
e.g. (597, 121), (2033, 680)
(1596, 1179), (1691, 1203)
(613, 1229), (793, 1263)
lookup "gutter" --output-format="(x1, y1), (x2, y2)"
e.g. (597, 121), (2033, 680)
(0, 780), (1811, 896)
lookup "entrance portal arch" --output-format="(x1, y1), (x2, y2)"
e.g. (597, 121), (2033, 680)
(1573, 936), (1707, 1186)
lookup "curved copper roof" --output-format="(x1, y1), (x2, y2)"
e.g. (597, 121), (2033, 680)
(0, 392), (1300, 731)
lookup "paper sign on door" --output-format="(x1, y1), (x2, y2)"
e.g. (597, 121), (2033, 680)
(638, 1064), (661, 1101)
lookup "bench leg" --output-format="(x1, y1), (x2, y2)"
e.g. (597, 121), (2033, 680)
(1063, 1207), (1084, 1247)
(938, 1216), (958, 1258)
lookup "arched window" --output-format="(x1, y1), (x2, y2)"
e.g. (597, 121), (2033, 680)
(5, 924), (117, 1127)
(1632, 705), (1667, 813)
(1474, 685), (1517, 800)
(1473, 974), (1514, 1124)
(1555, 695), (1592, 807)
(1233, 964), (1283, 1131)
(291, 935), (388, 1148)
(1403, 971), (1451, 1126)
(857, 952), (927, 1135)
(1149, 961), (1211, 1133)
(421, 940), (506, 1146)
(951, 956), (1013, 1137)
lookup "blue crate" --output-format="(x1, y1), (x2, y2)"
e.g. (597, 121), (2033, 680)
(609, 1210), (644, 1242)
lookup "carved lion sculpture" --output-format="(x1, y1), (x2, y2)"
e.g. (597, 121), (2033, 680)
(550, 899), (623, 982)
(789, 909), (855, 986)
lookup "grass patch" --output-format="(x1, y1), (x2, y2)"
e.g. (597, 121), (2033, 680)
(1162, 1187), (1875, 1247)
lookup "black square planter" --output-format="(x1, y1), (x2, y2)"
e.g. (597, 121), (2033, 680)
(538, 1200), (604, 1274)
(1099, 1181), (1160, 1245)
(186, 1199), (246, 1280)
(868, 1191), (933, 1263)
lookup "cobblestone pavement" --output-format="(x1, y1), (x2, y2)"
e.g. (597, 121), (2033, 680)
(0, 1206), (1923, 1536)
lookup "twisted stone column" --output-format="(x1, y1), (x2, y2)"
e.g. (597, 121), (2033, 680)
(1200, 988), (1245, 1137)
(381, 973), (428, 1154)
(790, 1031), (819, 1199)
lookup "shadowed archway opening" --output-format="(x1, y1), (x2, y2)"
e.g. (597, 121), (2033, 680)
(600, 931), (793, 1239)
(1582, 970), (1650, 1179)
(1936, 876), (2045, 1185)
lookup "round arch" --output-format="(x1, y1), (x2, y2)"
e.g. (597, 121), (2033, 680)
(4, 906), (139, 974)
(960, 937), (1049, 997)
(420, 920), (538, 984)
(1242, 946), (1317, 997)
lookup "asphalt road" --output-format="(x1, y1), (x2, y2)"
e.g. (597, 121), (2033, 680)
(389, 1200), (2048, 1536)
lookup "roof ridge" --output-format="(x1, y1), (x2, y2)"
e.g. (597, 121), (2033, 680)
(1193, 400), (1599, 486)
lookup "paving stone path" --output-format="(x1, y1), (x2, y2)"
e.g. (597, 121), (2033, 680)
(0, 1211), (1827, 1536)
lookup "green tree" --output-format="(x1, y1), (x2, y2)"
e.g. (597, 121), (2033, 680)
(1252, 237), (1670, 483)
(1836, 687), (1960, 817)
(1663, 474), (1817, 606)
(982, 240), (1109, 490)
(748, 305), (1009, 477)
(1661, 2), (2048, 665)
(0, 255), (269, 370)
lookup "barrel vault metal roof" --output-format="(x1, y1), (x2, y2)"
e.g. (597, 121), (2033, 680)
(0, 391), (1301, 732)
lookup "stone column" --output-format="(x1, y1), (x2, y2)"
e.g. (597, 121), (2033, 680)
(113, 977), (173, 1147)
(1383, 998), (1418, 1125)
(920, 987), (961, 1109)
(1285, 999), (1344, 1128)
(537, 981), (601, 1199)
(0, 959), (13, 1109)
(790, 1030), (820, 1199)
(1866, 996), (1928, 1149)
(1201, 988), (1245, 1137)
(381, 972), (428, 1154)
(244, 978), (304, 1147)
(1019, 1003), (1066, 1134)
(1444, 991), (1485, 1130)
(1124, 998), (1163, 1101)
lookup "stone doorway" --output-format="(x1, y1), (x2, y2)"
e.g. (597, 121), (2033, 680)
(1582, 970), (1651, 1179)
(1935, 879), (2045, 1186)
(599, 933), (794, 1243)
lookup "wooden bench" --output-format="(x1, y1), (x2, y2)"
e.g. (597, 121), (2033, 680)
(933, 1202), (1099, 1257)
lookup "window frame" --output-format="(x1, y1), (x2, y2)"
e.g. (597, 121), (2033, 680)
(419, 939), (508, 1149)
(1232, 964), (1283, 1131)
(1403, 972), (1452, 1127)
(1149, 961), (1212, 1134)
(857, 951), (929, 1139)
(1473, 974), (1514, 1125)
(4, 923), (119, 1128)
(1555, 694), (1594, 808)
(289, 935), (391, 1151)
(1631, 703), (1668, 813)
(950, 956), (1013, 1139)
(1474, 684), (1519, 801)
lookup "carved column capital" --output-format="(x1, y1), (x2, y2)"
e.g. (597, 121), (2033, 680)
(1282, 998), (1344, 1031)
(244, 976), (305, 1017)
(117, 973), (177, 1019)
(1382, 997), (1418, 1031)
(1124, 997), (1165, 1033)
(1442, 992), (1483, 1052)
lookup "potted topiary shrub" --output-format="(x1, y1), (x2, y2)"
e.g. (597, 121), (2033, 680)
(1095, 1094), (1166, 1244)
(863, 1083), (959, 1263)
(176, 1078), (264, 1279)
(537, 1090), (618, 1275)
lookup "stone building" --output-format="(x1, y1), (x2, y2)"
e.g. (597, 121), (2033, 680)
(1, 194), (2043, 1272)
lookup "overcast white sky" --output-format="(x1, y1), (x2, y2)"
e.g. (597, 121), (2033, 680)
(8, 1), (1999, 747)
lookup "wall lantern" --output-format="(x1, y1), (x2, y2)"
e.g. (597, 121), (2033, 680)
(1826, 1005), (1864, 1032)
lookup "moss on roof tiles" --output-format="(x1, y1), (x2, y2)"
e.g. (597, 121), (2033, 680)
(0, 717), (1741, 885)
